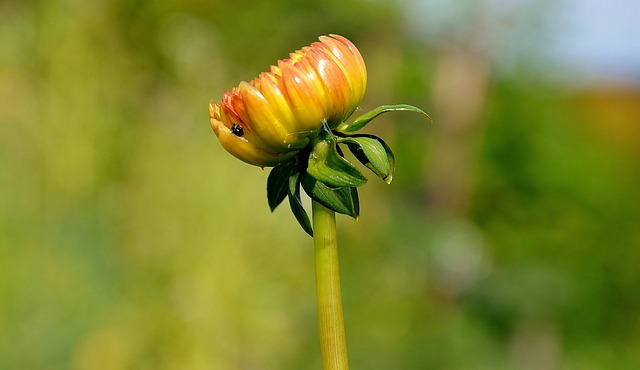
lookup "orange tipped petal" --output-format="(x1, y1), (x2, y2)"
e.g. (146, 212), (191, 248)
(257, 72), (297, 132)
(238, 81), (293, 151)
(212, 117), (296, 167)
(280, 59), (327, 132)
(210, 103), (296, 167)
(217, 94), (282, 153)
(318, 35), (367, 114)
(306, 46), (351, 122)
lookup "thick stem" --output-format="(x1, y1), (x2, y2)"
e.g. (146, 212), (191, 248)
(312, 200), (349, 370)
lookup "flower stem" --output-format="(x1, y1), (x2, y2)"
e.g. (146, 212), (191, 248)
(312, 200), (349, 370)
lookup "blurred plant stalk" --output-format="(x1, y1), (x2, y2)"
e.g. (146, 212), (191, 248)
(427, 48), (489, 218)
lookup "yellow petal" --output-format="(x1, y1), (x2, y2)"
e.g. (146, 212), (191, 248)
(297, 55), (334, 119)
(318, 35), (367, 116)
(270, 65), (282, 77)
(256, 73), (316, 148)
(327, 34), (367, 101)
(329, 34), (367, 92)
(239, 81), (295, 151)
(210, 113), (296, 167)
(306, 46), (350, 123)
(216, 95), (282, 154)
(256, 72), (297, 133)
(280, 59), (326, 133)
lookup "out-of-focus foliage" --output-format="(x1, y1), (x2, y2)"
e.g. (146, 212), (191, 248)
(2, 0), (639, 369)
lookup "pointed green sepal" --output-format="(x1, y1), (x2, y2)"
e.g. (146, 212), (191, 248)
(336, 104), (432, 133)
(287, 170), (313, 236)
(338, 134), (396, 184)
(267, 163), (293, 211)
(307, 137), (367, 188)
(301, 172), (359, 219)
(350, 186), (360, 220)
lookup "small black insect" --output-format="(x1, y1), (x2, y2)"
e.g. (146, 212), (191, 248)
(231, 123), (244, 136)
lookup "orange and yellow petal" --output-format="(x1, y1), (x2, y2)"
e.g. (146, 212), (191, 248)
(317, 35), (367, 115)
(327, 34), (367, 97)
(280, 58), (327, 132)
(238, 81), (293, 151)
(213, 98), (283, 157)
(306, 46), (351, 122)
(255, 72), (297, 133)
(210, 111), (296, 167)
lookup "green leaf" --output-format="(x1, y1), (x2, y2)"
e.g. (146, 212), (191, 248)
(267, 163), (293, 211)
(301, 172), (359, 218)
(336, 104), (432, 133)
(350, 186), (360, 220)
(338, 135), (396, 184)
(287, 170), (313, 236)
(307, 138), (367, 188)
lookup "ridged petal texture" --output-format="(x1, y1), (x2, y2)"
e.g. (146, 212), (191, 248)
(210, 34), (367, 167)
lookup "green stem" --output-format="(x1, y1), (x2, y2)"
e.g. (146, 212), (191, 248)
(312, 200), (349, 370)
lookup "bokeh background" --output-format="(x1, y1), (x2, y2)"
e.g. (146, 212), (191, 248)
(2, 0), (640, 369)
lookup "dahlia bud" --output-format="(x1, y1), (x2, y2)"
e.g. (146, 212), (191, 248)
(209, 35), (430, 235)
(209, 34), (367, 167)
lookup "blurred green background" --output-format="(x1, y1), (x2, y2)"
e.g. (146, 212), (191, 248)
(2, 0), (640, 369)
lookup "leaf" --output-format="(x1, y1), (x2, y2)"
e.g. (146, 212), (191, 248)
(287, 170), (313, 236)
(338, 135), (396, 184)
(267, 163), (292, 211)
(350, 186), (360, 220)
(336, 104), (432, 133)
(301, 172), (358, 218)
(307, 138), (367, 188)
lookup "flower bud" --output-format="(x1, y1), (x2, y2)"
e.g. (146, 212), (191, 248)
(209, 34), (367, 167)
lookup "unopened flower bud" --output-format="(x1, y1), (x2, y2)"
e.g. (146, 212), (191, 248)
(209, 34), (367, 167)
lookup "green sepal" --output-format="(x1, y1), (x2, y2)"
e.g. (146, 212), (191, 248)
(301, 172), (359, 219)
(350, 186), (360, 219)
(267, 163), (293, 211)
(307, 137), (367, 188)
(336, 104), (432, 133)
(287, 169), (313, 236)
(337, 134), (396, 184)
